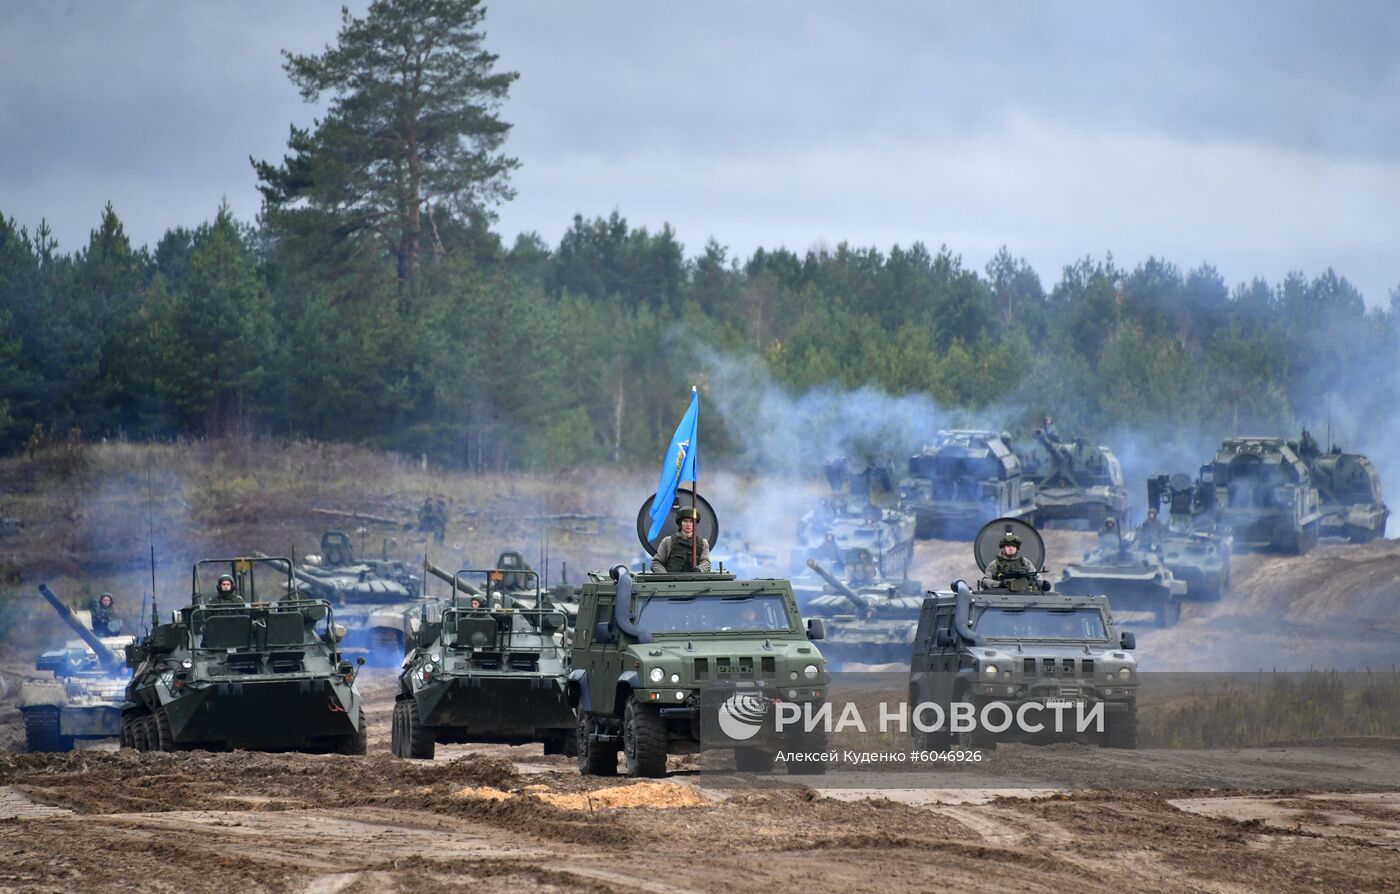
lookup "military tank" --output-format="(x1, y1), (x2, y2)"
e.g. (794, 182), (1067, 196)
(1015, 428), (1129, 529)
(121, 557), (367, 753)
(1209, 437), (1323, 553)
(1057, 525), (1185, 626)
(800, 557), (924, 667)
(898, 431), (1037, 539)
(1147, 472), (1232, 601)
(795, 459), (917, 579)
(1294, 434), (1388, 542)
(18, 585), (133, 752)
(393, 564), (575, 759)
(257, 530), (422, 662)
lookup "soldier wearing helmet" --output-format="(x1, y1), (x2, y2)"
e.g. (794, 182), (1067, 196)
(651, 508), (712, 573)
(214, 574), (242, 603)
(89, 592), (122, 636)
(982, 530), (1038, 591)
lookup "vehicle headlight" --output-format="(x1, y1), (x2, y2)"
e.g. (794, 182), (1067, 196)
(1118, 667), (1131, 680)
(181, 659), (193, 669)
(803, 664), (819, 679)
(669, 673), (680, 684)
(430, 653), (440, 662)
(423, 662), (434, 673)
(984, 665), (999, 678)
(649, 667), (665, 683)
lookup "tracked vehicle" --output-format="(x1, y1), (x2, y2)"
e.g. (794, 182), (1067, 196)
(1210, 437), (1323, 553)
(121, 557), (366, 753)
(795, 459), (916, 579)
(1016, 428), (1129, 529)
(899, 431), (1037, 538)
(1147, 472), (1232, 601)
(18, 585), (133, 752)
(1057, 529), (1185, 626)
(910, 518), (1139, 750)
(392, 564), (575, 759)
(799, 555), (924, 667)
(1295, 436), (1389, 542)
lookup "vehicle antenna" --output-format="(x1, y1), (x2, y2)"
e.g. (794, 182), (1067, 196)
(145, 456), (158, 633)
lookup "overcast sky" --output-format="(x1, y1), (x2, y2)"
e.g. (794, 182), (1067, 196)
(2, 1), (1397, 302)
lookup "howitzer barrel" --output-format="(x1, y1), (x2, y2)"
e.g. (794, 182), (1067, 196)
(423, 560), (485, 596)
(806, 559), (874, 614)
(37, 583), (124, 671)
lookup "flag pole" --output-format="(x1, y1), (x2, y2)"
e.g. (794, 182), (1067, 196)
(691, 385), (698, 569)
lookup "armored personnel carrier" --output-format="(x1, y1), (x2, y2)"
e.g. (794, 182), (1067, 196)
(393, 564), (574, 759)
(795, 459), (916, 579)
(1293, 433), (1389, 542)
(899, 431), (1037, 539)
(800, 556), (924, 667)
(1015, 428), (1129, 529)
(1057, 525), (1185, 626)
(567, 496), (830, 777)
(909, 518), (1139, 750)
(1147, 472), (1232, 601)
(259, 531), (422, 661)
(1209, 437), (1323, 553)
(18, 585), (133, 752)
(121, 557), (367, 753)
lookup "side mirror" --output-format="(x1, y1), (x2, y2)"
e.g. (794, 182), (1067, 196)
(356, 656), (366, 666)
(337, 660), (353, 674)
(806, 618), (826, 641)
(594, 621), (616, 644)
(934, 629), (955, 648)
(1120, 631), (1136, 650)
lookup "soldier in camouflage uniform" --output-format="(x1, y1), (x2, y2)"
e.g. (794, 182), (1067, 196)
(214, 574), (243, 604)
(89, 592), (122, 637)
(1136, 507), (1165, 550)
(650, 508), (712, 573)
(981, 530), (1039, 591)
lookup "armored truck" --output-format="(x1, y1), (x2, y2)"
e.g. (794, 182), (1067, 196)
(1210, 437), (1323, 553)
(899, 431), (1037, 539)
(795, 459), (916, 579)
(910, 519), (1139, 750)
(392, 565), (575, 759)
(567, 566), (830, 777)
(19, 584), (133, 752)
(121, 557), (367, 753)
(1015, 428), (1129, 529)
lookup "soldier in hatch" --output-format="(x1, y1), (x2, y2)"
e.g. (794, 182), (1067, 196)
(981, 530), (1039, 592)
(214, 574), (242, 603)
(1136, 507), (1165, 550)
(88, 592), (122, 637)
(651, 508), (712, 573)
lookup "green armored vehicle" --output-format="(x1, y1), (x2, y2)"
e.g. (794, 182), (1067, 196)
(1057, 523), (1185, 626)
(1210, 437), (1323, 553)
(121, 557), (367, 753)
(568, 565), (830, 777)
(1147, 472), (1232, 600)
(18, 585), (133, 752)
(799, 555), (924, 667)
(392, 564), (575, 759)
(1293, 432), (1389, 542)
(795, 459), (916, 579)
(899, 431), (1037, 539)
(1015, 428), (1129, 529)
(910, 519), (1139, 750)
(260, 531), (423, 662)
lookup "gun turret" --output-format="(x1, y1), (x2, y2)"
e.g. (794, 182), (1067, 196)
(1033, 428), (1080, 487)
(423, 560), (485, 597)
(37, 584), (125, 672)
(806, 559), (874, 614)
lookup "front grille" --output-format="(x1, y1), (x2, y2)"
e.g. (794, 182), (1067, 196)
(761, 657), (776, 678)
(1023, 658), (1036, 674)
(694, 658), (709, 680)
(1081, 659), (1094, 674)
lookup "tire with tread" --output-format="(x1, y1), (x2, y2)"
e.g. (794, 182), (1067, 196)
(402, 698), (435, 759)
(154, 706), (177, 752)
(1104, 702), (1138, 749)
(622, 697), (668, 778)
(337, 707), (368, 755)
(577, 711), (618, 776)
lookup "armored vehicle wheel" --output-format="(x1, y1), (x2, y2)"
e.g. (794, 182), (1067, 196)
(401, 699), (435, 759)
(577, 711), (618, 776)
(120, 714), (135, 749)
(23, 707), (72, 753)
(734, 747), (776, 773)
(785, 731), (828, 775)
(391, 700), (406, 757)
(142, 715), (160, 752)
(337, 708), (368, 756)
(622, 697), (667, 778)
(154, 707), (178, 752)
(130, 714), (151, 751)
(1103, 703), (1138, 749)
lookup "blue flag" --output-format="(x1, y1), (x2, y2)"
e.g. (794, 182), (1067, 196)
(647, 387), (699, 540)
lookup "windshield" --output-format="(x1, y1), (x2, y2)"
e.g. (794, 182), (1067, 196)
(635, 594), (793, 634)
(973, 607), (1107, 640)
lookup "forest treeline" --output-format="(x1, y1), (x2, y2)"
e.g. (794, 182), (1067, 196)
(1, 0), (1395, 472)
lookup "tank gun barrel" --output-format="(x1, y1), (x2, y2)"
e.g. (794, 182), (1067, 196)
(37, 583), (124, 671)
(806, 559), (873, 613)
(252, 553), (329, 593)
(423, 560), (485, 596)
